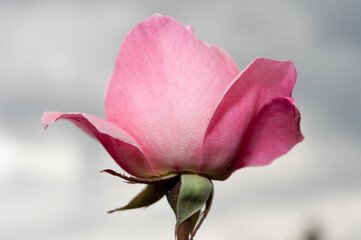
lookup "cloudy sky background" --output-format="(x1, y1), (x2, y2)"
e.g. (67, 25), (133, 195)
(1, 0), (360, 239)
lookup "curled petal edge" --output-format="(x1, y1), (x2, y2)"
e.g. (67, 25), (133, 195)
(208, 97), (303, 180)
(236, 97), (304, 169)
(41, 112), (159, 179)
(200, 58), (297, 179)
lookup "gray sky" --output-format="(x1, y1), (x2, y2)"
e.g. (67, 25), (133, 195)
(1, 1), (361, 239)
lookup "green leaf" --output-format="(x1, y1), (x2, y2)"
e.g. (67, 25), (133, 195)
(108, 183), (166, 213)
(176, 174), (213, 229)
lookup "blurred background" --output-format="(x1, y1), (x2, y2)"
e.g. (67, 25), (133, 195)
(1, 0), (360, 239)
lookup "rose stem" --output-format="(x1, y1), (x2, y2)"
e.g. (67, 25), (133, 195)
(177, 218), (190, 240)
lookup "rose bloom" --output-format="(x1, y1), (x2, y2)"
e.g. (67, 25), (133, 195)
(42, 14), (303, 181)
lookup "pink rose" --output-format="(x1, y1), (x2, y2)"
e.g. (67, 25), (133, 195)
(42, 14), (303, 181)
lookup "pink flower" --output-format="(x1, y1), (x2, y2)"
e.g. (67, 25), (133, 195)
(42, 14), (303, 180)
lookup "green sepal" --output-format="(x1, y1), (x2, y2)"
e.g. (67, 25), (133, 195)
(108, 183), (166, 213)
(190, 188), (214, 240)
(176, 174), (213, 229)
(189, 210), (200, 234)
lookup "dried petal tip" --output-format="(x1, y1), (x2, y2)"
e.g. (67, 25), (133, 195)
(41, 111), (59, 129)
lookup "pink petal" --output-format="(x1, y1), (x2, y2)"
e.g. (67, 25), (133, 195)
(185, 25), (194, 33)
(184, 24), (238, 76)
(209, 44), (240, 76)
(103, 75), (112, 99)
(200, 58), (298, 179)
(105, 14), (236, 174)
(237, 98), (303, 168)
(41, 112), (158, 178)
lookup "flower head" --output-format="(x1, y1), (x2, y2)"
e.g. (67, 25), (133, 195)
(42, 14), (304, 239)
(42, 14), (303, 180)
